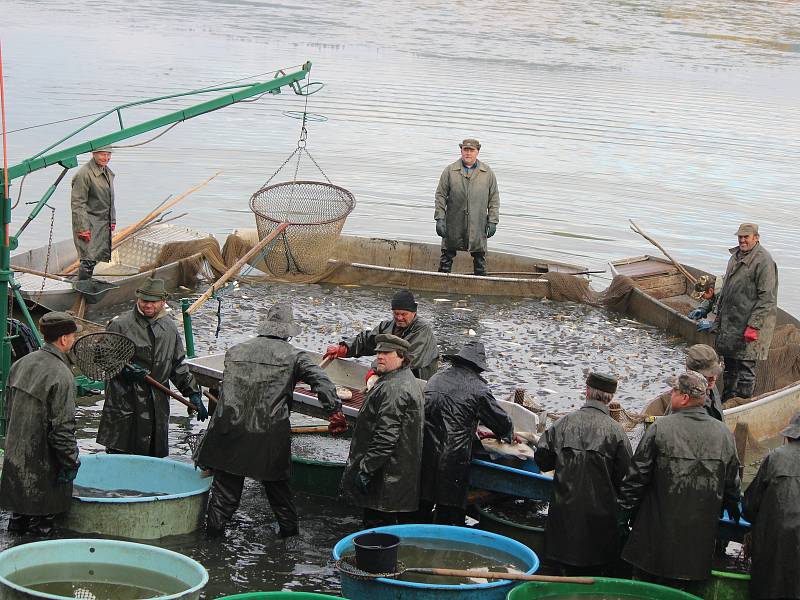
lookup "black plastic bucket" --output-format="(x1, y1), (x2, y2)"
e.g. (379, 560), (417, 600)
(352, 532), (400, 574)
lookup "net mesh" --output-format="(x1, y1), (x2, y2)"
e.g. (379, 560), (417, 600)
(335, 557), (405, 580)
(72, 332), (135, 381)
(250, 180), (355, 276)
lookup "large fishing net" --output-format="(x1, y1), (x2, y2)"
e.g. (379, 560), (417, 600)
(72, 332), (135, 381)
(250, 180), (355, 276)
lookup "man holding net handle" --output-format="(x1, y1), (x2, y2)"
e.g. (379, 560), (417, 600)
(96, 278), (208, 456)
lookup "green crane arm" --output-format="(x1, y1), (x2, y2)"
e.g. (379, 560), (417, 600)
(0, 61), (313, 438)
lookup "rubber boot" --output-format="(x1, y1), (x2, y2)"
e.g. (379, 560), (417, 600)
(735, 360), (757, 399)
(471, 252), (487, 276)
(264, 480), (298, 538)
(206, 470), (245, 537)
(7, 513), (29, 534)
(77, 259), (96, 281)
(438, 249), (456, 273)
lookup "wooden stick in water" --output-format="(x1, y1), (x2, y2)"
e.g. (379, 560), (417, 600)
(404, 568), (594, 585)
(629, 219), (697, 285)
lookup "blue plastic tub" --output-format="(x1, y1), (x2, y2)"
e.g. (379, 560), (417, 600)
(59, 454), (213, 539)
(332, 524), (539, 600)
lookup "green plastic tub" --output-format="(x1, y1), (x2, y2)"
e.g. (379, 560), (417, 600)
(686, 570), (750, 600)
(507, 577), (703, 600)
(218, 593), (341, 599)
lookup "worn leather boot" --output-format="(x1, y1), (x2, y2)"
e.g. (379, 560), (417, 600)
(438, 249), (455, 273)
(471, 252), (487, 276)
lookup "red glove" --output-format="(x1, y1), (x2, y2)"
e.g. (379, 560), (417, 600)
(364, 368), (376, 386)
(328, 411), (348, 435)
(110, 223), (116, 232)
(323, 344), (348, 361)
(477, 429), (497, 440)
(77, 230), (91, 242)
(744, 326), (759, 343)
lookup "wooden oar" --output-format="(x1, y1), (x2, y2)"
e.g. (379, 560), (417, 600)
(62, 172), (221, 275)
(186, 223), (289, 315)
(13, 265), (72, 282)
(629, 219), (697, 285)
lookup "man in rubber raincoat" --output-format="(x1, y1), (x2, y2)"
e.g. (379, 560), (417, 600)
(323, 289), (439, 380)
(196, 303), (347, 537)
(96, 278), (206, 456)
(0, 312), (81, 536)
(419, 340), (513, 525)
(340, 334), (424, 527)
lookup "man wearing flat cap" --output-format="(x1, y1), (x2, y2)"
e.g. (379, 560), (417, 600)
(419, 340), (514, 526)
(534, 372), (632, 575)
(323, 288), (439, 380)
(644, 344), (724, 421)
(434, 138), (500, 276)
(743, 411), (800, 600)
(71, 146), (116, 280)
(0, 312), (81, 536)
(341, 334), (425, 527)
(713, 223), (778, 402)
(97, 277), (206, 457)
(197, 303), (347, 538)
(618, 370), (740, 588)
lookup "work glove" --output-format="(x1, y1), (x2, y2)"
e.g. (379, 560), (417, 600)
(435, 219), (447, 238)
(77, 230), (91, 242)
(723, 501), (741, 524)
(501, 433), (524, 444)
(697, 319), (715, 332)
(355, 470), (372, 495)
(486, 222), (497, 238)
(688, 308), (708, 320)
(56, 467), (80, 484)
(120, 363), (149, 382)
(328, 411), (348, 435)
(110, 223), (116, 232)
(323, 344), (348, 361)
(189, 392), (208, 421)
(477, 429), (498, 440)
(744, 326), (759, 343)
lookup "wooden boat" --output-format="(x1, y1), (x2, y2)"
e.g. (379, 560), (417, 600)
(234, 229), (589, 299)
(611, 255), (800, 443)
(11, 224), (213, 318)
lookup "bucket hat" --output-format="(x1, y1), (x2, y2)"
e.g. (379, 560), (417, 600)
(780, 412), (800, 440)
(444, 340), (489, 372)
(258, 303), (301, 338)
(135, 278), (168, 301)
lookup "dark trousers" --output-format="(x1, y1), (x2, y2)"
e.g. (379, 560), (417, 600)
(438, 249), (487, 275)
(7, 513), (56, 536)
(206, 469), (298, 537)
(632, 566), (703, 593)
(413, 500), (466, 526)
(362, 508), (418, 529)
(721, 356), (757, 400)
(78, 259), (97, 280)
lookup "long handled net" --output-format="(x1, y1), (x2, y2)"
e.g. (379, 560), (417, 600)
(72, 332), (135, 381)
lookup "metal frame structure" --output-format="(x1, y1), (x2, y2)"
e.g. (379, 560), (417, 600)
(0, 61), (313, 437)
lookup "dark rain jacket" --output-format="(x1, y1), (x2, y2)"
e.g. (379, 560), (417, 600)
(743, 442), (800, 600)
(342, 316), (439, 380)
(71, 159), (116, 262)
(195, 336), (340, 481)
(618, 406), (741, 581)
(714, 243), (778, 361)
(340, 365), (424, 512)
(419, 363), (513, 508)
(434, 159), (500, 253)
(97, 308), (199, 457)
(0, 344), (80, 515)
(535, 401), (633, 567)
(645, 387), (723, 421)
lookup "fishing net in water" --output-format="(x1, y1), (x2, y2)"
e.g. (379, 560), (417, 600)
(250, 180), (355, 276)
(72, 332), (135, 381)
(543, 272), (637, 312)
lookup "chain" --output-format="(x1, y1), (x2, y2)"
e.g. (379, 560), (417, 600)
(35, 205), (57, 302)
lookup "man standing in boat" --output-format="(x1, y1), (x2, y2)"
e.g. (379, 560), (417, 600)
(617, 371), (741, 589)
(418, 340), (514, 526)
(534, 373), (633, 575)
(323, 289), (439, 380)
(196, 304), (347, 538)
(643, 344), (724, 421)
(712, 223), (778, 402)
(434, 138), (500, 276)
(71, 146), (116, 281)
(340, 334), (425, 528)
(0, 312), (81, 536)
(96, 278), (207, 456)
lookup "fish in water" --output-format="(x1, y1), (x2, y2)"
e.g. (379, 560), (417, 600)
(73, 485), (169, 499)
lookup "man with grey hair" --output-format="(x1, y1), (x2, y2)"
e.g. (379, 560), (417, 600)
(434, 138), (500, 276)
(618, 371), (741, 589)
(713, 223), (778, 401)
(535, 373), (633, 575)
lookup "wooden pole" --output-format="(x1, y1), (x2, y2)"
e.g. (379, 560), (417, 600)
(291, 425), (329, 434)
(186, 223), (288, 315)
(629, 219), (697, 285)
(144, 374), (196, 412)
(62, 172), (221, 274)
(13, 265), (72, 282)
(404, 568), (594, 585)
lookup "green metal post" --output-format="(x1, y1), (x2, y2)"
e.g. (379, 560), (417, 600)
(11, 285), (43, 347)
(182, 298), (195, 359)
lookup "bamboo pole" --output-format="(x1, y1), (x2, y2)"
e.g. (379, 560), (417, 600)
(186, 223), (288, 315)
(629, 219), (697, 285)
(62, 172), (221, 274)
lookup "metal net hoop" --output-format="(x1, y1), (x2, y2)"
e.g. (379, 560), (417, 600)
(72, 332), (135, 381)
(249, 180), (356, 276)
